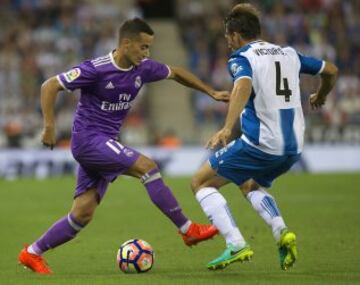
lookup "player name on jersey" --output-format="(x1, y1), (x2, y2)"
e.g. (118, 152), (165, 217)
(253, 47), (285, 56)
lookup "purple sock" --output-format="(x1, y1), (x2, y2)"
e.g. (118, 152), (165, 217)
(141, 169), (189, 228)
(31, 214), (84, 255)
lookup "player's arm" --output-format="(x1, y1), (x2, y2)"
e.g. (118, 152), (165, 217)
(228, 121), (242, 141)
(295, 51), (338, 110)
(309, 61), (338, 110)
(206, 78), (252, 149)
(40, 62), (97, 149)
(40, 77), (64, 149)
(168, 66), (229, 102)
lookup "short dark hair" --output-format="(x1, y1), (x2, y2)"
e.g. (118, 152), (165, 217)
(119, 18), (154, 41)
(224, 3), (261, 40)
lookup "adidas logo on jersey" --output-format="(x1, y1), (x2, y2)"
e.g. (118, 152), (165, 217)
(105, 81), (115, 89)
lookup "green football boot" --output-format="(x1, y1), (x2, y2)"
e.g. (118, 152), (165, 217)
(207, 244), (254, 270)
(278, 229), (297, 270)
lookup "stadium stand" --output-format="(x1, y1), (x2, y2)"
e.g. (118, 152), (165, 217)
(0, 0), (359, 148)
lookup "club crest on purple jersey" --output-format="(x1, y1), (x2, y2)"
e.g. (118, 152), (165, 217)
(135, 76), (142, 88)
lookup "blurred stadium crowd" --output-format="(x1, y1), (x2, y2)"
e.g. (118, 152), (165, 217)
(0, 0), (359, 149)
(178, 0), (360, 144)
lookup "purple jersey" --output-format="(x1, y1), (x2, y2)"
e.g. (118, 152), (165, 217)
(57, 51), (170, 138)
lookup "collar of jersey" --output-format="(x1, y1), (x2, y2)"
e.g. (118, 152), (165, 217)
(109, 51), (134, 71)
(231, 39), (263, 57)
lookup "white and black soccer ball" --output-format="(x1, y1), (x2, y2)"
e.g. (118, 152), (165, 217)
(117, 239), (154, 273)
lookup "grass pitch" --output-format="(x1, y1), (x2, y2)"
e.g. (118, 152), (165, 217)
(0, 173), (359, 285)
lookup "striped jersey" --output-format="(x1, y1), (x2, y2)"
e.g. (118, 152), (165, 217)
(228, 40), (324, 155)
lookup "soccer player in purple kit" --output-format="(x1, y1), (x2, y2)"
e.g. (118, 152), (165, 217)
(18, 18), (229, 274)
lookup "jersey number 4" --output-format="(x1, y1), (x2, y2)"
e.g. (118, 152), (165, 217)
(275, 61), (292, 102)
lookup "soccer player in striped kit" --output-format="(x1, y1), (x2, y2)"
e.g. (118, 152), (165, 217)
(18, 18), (229, 274)
(191, 3), (338, 270)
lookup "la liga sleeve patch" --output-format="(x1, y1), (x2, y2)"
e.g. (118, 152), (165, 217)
(64, 68), (81, 83)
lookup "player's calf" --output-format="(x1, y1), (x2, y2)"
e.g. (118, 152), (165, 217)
(141, 168), (190, 228)
(23, 213), (85, 262)
(140, 168), (219, 243)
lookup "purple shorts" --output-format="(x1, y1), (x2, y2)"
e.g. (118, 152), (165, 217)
(71, 131), (140, 202)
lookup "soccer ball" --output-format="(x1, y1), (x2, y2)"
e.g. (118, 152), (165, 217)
(117, 239), (154, 273)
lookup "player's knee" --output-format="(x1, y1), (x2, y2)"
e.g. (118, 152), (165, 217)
(70, 188), (98, 225)
(239, 181), (251, 195)
(190, 176), (202, 193)
(240, 180), (260, 196)
(139, 158), (158, 175)
(71, 208), (95, 225)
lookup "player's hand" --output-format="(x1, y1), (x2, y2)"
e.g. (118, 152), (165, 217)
(209, 90), (230, 102)
(41, 126), (56, 150)
(206, 128), (232, 149)
(309, 93), (326, 110)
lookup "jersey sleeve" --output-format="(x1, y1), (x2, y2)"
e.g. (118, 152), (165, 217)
(57, 60), (97, 91)
(297, 53), (325, 75)
(228, 56), (252, 82)
(142, 59), (171, 83)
